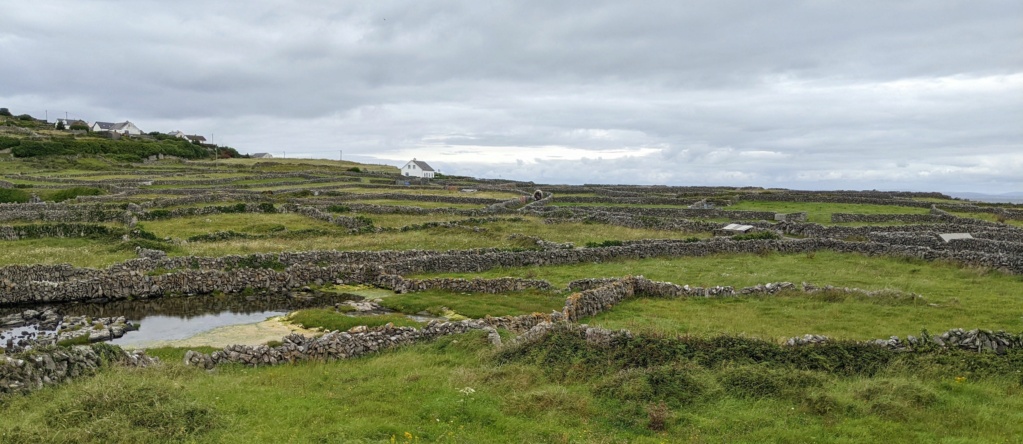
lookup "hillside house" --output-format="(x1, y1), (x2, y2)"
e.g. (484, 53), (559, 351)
(54, 118), (87, 130)
(401, 158), (435, 178)
(251, 153), (273, 159)
(90, 121), (143, 135)
(168, 130), (187, 139)
(186, 135), (207, 144)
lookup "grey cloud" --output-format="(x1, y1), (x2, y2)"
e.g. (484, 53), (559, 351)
(1, 1), (1020, 193)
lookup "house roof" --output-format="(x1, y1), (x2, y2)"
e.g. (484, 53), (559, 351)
(186, 135), (207, 142)
(410, 159), (435, 172)
(252, 153), (271, 157)
(722, 223), (754, 232)
(92, 121), (136, 131)
(939, 233), (973, 243)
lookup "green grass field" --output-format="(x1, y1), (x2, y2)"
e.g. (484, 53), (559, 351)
(2, 331), (1021, 443)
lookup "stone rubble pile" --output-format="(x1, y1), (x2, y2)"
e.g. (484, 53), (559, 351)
(0, 345), (156, 395)
(869, 329), (1023, 354)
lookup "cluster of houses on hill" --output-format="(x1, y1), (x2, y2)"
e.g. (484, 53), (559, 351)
(52, 118), (210, 145)
(50, 116), (441, 172)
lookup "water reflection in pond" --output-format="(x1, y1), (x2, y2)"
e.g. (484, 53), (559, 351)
(1, 291), (363, 348)
(109, 311), (289, 346)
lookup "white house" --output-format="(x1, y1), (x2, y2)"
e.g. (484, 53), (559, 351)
(91, 121), (143, 135)
(54, 118), (87, 130)
(186, 135), (207, 144)
(401, 158), (436, 178)
(251, 153), (273, 159)
(168, 130), (187, 139)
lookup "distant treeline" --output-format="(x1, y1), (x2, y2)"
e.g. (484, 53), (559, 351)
(0, 136), (211, 161)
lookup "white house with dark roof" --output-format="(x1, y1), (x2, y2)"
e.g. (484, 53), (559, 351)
(401, 158), (436, 178)
(186, 135), (207, 144)
(90, 121), (143, 135)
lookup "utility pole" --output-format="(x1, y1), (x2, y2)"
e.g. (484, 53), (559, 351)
(340, 150), (342, 162)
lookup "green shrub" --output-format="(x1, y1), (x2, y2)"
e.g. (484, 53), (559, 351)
(286, 310), (422, 332)
(347, 167), (361, 172)
(595, 364), (707, 407)
(145, 209), (173, 219)
(326, 204), (351, 213)
(0, 107), (12, 117)
(718, 365), (824, 399)
(731, 231), (781, 241)
(0, 136), (20, 149)
(0, 188), (30, 203)
(49, 187), (104, 202)
(257, 202), (276, 213)
(56, 335), (91, 347)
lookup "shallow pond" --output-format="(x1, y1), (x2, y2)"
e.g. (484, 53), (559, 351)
(1, 291), (362, 349)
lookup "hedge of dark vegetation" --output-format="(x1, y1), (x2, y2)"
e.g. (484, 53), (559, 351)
(0, 135), (211, 161)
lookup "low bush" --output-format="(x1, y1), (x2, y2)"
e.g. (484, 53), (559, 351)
(49, 187), (105, 202)
(0, 188), (30, 203)
(717, 364), (825, 399)
(285, 309), (422, 332)
(595, 364), (708, 407)
(732, 231), (781, 241)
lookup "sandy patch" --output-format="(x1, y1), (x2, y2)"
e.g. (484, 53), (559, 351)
(123, 316), (320, 349)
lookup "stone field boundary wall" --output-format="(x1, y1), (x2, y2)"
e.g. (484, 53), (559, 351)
(183, 272), (1023, 370)
(375, 275), (554, 294)
(1, 345), (155, 395)
(778, 221), (1023, 241)
(0, 202), (132, 223)
(736, 193), (935, 208)
(0, 223), (120, 241)
(6, 236), (1023, 305)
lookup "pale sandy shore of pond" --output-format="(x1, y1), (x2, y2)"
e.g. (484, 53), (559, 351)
(120, 316), (320, 349)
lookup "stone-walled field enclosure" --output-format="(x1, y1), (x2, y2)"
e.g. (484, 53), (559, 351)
(2, 155), (1023, 442)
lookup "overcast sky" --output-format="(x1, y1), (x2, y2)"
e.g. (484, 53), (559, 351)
(2, 1), (1021, 193)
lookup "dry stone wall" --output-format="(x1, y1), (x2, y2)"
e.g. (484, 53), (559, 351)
(6, 233), (1023, 305)
(1, 345), (155, 395)
(184, 321), (495, 368)
(0, 223), (120, 241)
(0, 202), (131, 223)
(737, 193), (934, 208)
(375, 275), (553, 294)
